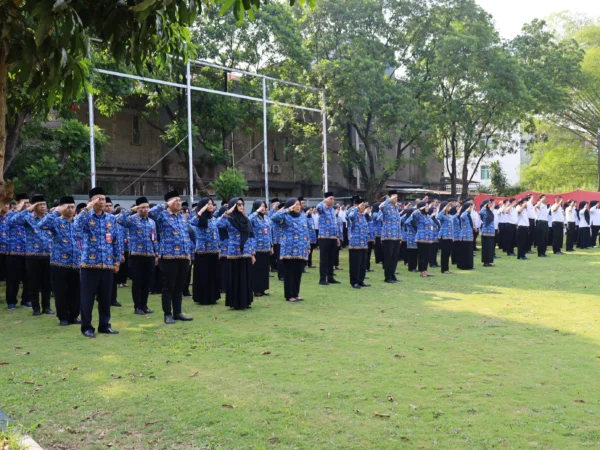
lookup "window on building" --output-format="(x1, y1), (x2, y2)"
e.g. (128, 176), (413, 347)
(273, 136), (280, 161)
(131, 116), (141, 146)
(481, 165), (490, 180)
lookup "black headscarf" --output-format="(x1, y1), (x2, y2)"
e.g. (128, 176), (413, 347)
(285, 198), (300, 218)
(372, 202), (381, 214)
(228, 198), (253, 248)
(251, 200), (266, 216)
(196, 197), (214, 228)
(449, 206), (457, 216)
(480, 200), (493, 226)
(577, 201), (590, 224)
(403, 208), (416, 231)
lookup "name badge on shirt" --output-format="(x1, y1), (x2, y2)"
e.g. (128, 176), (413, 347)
(105, 232), (112, 244)
(151, 231), (156, 242)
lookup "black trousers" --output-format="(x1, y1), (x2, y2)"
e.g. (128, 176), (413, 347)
(0, 253), (6, 281)
(416, 243), (430, 272)
(407, 248), (418, 271)
(183, 262), (192, 295)
(349, 249), (367, 286)
(472, 231), (479, 250)
(6, 254), (28, 305)
(26, 257), (51, 312)
(129, 255), (155, 309)
(382, 240), (400, 281)
(566, 222), (576, 251)
(429, 242), (439, 266)
(283, 259), (304, 299)
(374, 237), (384, 264)
(52, 266), (80, 322)
(504, 224), (516, 255)
(308, 242), (317, 267)
(270, 243), (280, 271)
(517, 226), (529, 258)
(80, 268), (113, 333)
(115, 251), (129, 284)
(342, 224), (349, 247)
(366, 242), (373, 270)
(440, 239), (452, 273)
(592, 225), (600, 246)
(528, 219), (536, 250)
(159, 258), (189, 316)
(535, 221), (549, 256)
(319, 238), (337, 282)
(552, 222), (564, 253)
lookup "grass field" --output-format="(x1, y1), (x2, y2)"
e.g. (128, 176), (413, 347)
(1, 247), (600, 449)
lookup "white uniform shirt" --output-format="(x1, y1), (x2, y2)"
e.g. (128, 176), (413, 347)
(579, 210), (590, 228)
(508, 208), (518, 225)
(493, 209), (500, 230)
(590, 205), (600, 226)
(312, 212), (319, 230)
(526, 201), (537, 220)
(470, 209), (482, 229)
(338, 209), (347, 224)
(566, 208), (576, 224)
(536, 203), (549, 222)
(517, 208), (529, 227)
(552, 205), (565, 223)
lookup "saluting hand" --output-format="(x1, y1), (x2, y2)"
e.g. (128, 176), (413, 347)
(199, 203), (209, 215)
(226, 205), (236, 215)
(26, 202), (38, 212)
(131, 205), (139, 213)
(86, 197), (98, 211)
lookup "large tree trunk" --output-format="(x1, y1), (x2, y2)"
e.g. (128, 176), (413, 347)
(0, 41), (7, 186)
(450, 145), (457, 197)
(461, 155), (470, 200)
(3, 110), (28, 176)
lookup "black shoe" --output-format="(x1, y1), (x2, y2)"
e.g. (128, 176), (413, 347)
(554, 251), (564, 255)
(111, 301), (122, 307)
(22, 302), (32, 308)
(384, 279), (397, 284)
(303, 269), (308, 273)
(269, 274), (274, 278)
(430, 264), (439, 268)
(538, 254), (548, 258)
(352, 284), (361, 289)
(33, 310), (41, 316)
(319, 280), (329, 286)
(279, 278), (284, 282)
(69, 318), (82, 325)
(270, 269), (278, 273)
(308, 265), (316, 269)
(134, 308), (146, 315)
(82, 330), (96, 338)
(7, 304), (16, 310)
(328, 279), (341, 284)
(98, 327), (119, 335)
(43, 308), (55, 315)
(164, 315), (175, 324)
(566, 249), (575, 252)
(359, 283), (371, 287)
(518, 257), (529, 260)
(59, 320), (70, 326)
(409, 269), (418, 273)
(183, 292), (192, 298)
(494, 255), (501, 258)
(174, 313), (193, 321)
(143, 307), (154, 314)
(507, 253), (516, 257)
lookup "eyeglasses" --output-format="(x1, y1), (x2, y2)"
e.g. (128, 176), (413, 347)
(236, 202), (244, 207)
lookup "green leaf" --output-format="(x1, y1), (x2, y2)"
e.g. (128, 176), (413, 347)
(35, 15), (53, 47)
(130, 0), (157, 12)
(219, 0), (237, 17)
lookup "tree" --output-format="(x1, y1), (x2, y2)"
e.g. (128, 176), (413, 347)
(7, 117), (107, 201)
(0, 0), (308, 201)
(212, 168), (248, 202)
(544, 15), (600, 189)
(521, 122), (597, 192)
(290, 0), (434, 201)
(489, 161), (509, 195)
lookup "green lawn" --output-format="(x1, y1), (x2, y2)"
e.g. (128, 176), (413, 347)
(1, 248), (600, 449)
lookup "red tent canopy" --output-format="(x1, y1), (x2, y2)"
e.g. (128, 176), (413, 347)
(474, 190), (600, 209)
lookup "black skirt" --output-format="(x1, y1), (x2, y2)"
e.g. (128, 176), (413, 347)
(219, 256), (228, 292)
(481, 236), (495, 264)
(457, 241), (474, 270)
(225, 258), (254, 310)
(578, 227), (592, 249)
(193, 253), (221, 305)
(451, 240), (460, 265)
(251, 252), (270, 294)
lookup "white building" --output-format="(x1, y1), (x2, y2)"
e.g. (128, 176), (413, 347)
(444, 131), (532, 194)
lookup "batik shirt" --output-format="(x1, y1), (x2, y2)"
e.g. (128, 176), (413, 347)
(380, 199), (401, 241)
(117, 210), (159, 257)
(436, 211), (454, 240)
(336, 216), (344, 239)
(216, 216), (255, 258)
(188, 215), (219, 255)
(412, 210), (438, 244)
(270, 210), (310, 260)
(460, 212), (474, 241)
(249, 212), (272, 253)
(371, 212), (383, 238)
(269, 208), (283, 244)
(346, 207), (369, 249)
(306, 215), (317, 244)
(403, 215), (418, 249)
(75, 209), (124, 269)
(479, 208), (496, 237)
(0, 213), (9, 254)
(316, 201), (338, 239)
(6, 211), (26, 255)
(367, 219), (375, 243)
(452, 214), (461, 241)
(148, 205), (193, 260)
(9, 210), (52, 257)
(38, 211), (81, 269)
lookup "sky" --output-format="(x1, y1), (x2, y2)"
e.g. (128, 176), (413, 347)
(475, 0), (600, 38)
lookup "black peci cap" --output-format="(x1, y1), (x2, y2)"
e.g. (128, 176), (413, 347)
(164, 190), (179, 202)
(31, 194), (45, 204)
(136, 197), (149, 206)
(59, 196), (75, 205)
(88, 187), (104, 199)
